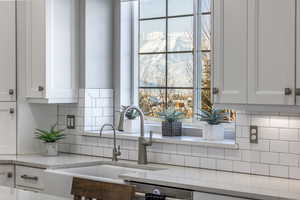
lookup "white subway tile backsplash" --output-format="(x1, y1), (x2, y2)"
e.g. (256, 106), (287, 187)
(200, 158), (216, 170)
(207, 148), (225, 159)
(170, 154), (185, 166)
(270, 165), (289, 178)
(185, 156), (200, 168)
(279, 129), (299, 141)
(58, 90), (300, 180)
(242, 150), (260, 162)
(279, 153), (299, 167)
(225, 149), (242, 161)
(217, 160), (233, 172)
(270, 141), (289, 153)
(250, 163), (269, 176)
(250, 140), (270, 152)
(236, 138), (250, 150)
(289, 167), (300, 179)
(233, 161), (250, 174)
(262, 128), (279, 140)
(191, 146), (207, 157)
(176, 145), (192, 155)
(163, 144), (177, 153)
(270, 116), (289, 128)
(261, 152), (279, 165)
(289, 117), (300, 129)
(251, 115), (270, 127)
(289, 142), (300, 154)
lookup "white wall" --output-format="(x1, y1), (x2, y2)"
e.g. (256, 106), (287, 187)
(84, 0), (114, 89)
(16, 0), (57, 154)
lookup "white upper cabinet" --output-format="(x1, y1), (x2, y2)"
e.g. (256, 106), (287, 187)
(0, 102), (16, 155)
(213, 0), (297, 106)
(25, 0), (79, 104)
(248, 0), (295, 105)
(0, 0), (16, 102)
(213, 0), (248, 104)
(296, 0), (300, 106)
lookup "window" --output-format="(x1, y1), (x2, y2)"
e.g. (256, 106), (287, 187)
(138, 0), (212, 120)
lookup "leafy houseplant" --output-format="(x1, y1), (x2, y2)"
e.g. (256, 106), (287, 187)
(158, 108), (184, 137)
(119, 106), (140, 132)
(197, 108), (228, 140)
(35, 124), (65, 156)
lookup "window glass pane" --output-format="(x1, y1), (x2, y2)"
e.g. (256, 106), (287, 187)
(139, 89), (166, 117)
(140, 54), (166, 87)
(168, 53), (193, 87)
(140, 19), (166, 53)
(201, 52), (211, 110)
(140, 0), (166, 18)
(201, 15), (211, 50)
(168, 17), (193, 52)
(168, 0), (193, 16)
(201, 52), (211, 89)
(167, 89), (193, 119)
(201, 0), (211, 13)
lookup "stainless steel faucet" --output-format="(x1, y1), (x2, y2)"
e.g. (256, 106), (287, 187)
(119, 106), (153, 165)
(100, 124), (121, 162)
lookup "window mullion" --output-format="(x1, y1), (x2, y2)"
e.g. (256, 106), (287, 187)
(165, 0), (168, 109)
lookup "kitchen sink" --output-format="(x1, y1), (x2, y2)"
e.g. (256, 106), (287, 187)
(51, 163), (163, 180)
(44, 162), (165, 198)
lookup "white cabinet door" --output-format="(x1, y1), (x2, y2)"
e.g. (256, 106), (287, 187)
(25, 0), (46, 99)
(0, 102), (16, 155)
(248, 0), (295, 105)
(193, 192), (249, 200)
(296, 0), (300, 105)
(0, 0), (16, 101)
(213, 0), (248, 104)
(0, 165), (14, 187)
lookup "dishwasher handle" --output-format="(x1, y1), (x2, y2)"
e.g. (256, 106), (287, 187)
(135, 192), (190, 200)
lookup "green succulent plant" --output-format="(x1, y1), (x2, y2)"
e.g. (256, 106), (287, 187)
(197, 108), (228, 125)
(158, 107), (184, 123)
(121, 106), (140, 120)
(34, 124), (65, 143)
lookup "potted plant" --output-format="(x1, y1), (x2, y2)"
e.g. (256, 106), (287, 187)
(158, 108), (184, 137)
(197, 108), (228, 140)
(120, 106), (140, 132)
(34, 124), (65, 156)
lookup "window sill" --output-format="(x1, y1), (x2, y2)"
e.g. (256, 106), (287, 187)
(83, 131), (239, 150)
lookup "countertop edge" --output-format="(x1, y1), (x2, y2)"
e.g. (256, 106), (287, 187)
(120, 175), (297, 200)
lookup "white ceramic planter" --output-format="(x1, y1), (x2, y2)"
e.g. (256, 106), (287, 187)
(123, 119), (140, 133)
(45, 142), (58, 156)
(202, 124), (225, 141)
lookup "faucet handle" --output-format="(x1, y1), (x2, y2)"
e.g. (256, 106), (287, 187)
(144, 131), (153, 146)
(117, 145), (122, 155)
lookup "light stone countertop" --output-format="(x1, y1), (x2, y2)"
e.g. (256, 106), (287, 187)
(1, 153), (300, 200)
(0, 153), (104, 169)
(0, 186), (69, 200)
(119, 163), (300, 200)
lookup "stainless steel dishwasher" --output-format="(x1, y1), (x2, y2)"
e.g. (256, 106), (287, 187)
(128, 181), (193, 200)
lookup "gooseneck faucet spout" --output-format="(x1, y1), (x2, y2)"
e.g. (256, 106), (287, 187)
(100, 124), (121, 162)
(119, 106), (152, 164)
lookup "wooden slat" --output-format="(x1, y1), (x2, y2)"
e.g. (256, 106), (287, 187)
(71, 177), (136, 200)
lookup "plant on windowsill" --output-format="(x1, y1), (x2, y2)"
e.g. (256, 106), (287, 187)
(158, 108), (184, 137)
(196, 108), (229, 141)
(34, 124), (65, 156)
(119, 106), (140, 132)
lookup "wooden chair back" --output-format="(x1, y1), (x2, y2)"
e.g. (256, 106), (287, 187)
(71, 177), (136, 200)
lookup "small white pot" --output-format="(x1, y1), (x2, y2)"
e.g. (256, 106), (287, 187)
(45, 142), (58, 156)
(123, 119), (140, 133)
(202, 124), (225, 141)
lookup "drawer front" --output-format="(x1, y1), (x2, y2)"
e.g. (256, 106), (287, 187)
(16, 166), (44, 190)
(0, 165), (14, 187)
(193, 192), (250, 200)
